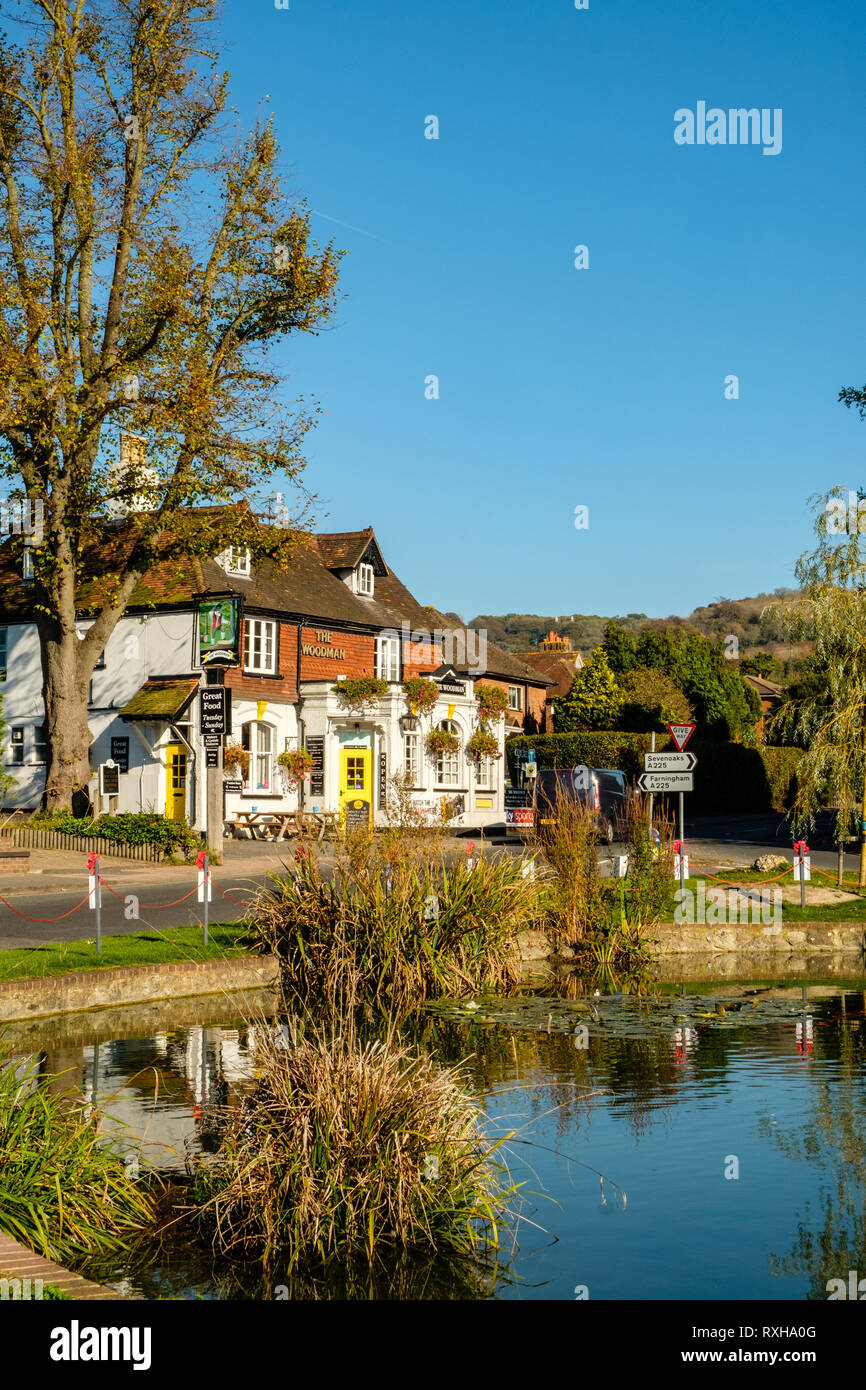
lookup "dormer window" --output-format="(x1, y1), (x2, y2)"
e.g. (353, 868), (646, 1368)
(356, 562), (374, 597)
(220, 546), (251, 578)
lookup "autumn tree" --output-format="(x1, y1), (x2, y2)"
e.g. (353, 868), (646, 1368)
(0, 0), (341, 807)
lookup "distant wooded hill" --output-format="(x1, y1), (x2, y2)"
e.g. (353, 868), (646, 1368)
(467, 590), (809, 675)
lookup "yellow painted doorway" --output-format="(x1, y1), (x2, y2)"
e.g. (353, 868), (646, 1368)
(165, 744), (188, 822)
(339, 748), (372, 829)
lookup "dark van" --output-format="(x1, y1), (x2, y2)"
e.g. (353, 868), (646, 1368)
(533, 766), (628, 844)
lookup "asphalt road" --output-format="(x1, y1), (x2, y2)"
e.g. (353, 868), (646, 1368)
(0, 815), (856, 951)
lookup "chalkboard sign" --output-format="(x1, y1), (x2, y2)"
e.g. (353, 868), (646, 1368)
(100, 763), (119, 796)
(306, 736), (324, 797)
(223, 779), (244, 793)
(110, 736), (129, 773)
(378, 751), (387, 807)
(205, 747), (219, 768)
(345, 797), (370, 829)
(505, 785), (526, 808)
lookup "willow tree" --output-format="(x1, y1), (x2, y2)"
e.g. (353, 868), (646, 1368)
(0, 0), (341, 808)
(769, 486), (866, 882)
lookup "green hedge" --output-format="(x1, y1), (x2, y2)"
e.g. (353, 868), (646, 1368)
(28, 811), (202, 861)
(507, 733), (802, 814)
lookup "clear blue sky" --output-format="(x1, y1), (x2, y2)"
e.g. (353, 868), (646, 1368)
(221, 0), (866, 620)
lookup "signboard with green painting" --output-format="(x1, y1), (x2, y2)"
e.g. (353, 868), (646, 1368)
(198, 597), (241, 666)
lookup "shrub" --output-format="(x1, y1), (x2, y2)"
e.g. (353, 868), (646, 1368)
(0, 1056), (154, 1266)
(246, 836), (541, 1010)
(508, 734), (803, 814)
(190, 1025), (514, 1269)
(28, 810), (202, 860)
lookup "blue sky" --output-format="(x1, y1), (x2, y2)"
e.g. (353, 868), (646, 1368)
(220, 0), (866, 620)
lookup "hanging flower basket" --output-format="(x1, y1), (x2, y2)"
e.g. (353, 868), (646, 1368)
(276, 748), (314, 788)
(224, 742), (250, 777)
(401, 676), (439, 717)
(467, 728), (501, 762)
(426, 727), (460, 759)
(332, 676), (389, 712)
(475, 684), (509, 726)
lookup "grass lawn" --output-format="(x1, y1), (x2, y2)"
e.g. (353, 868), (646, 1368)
(671, 868), (866, 923)
(0, 924), (256, 982)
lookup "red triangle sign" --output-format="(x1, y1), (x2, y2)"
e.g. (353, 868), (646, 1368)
(667, 722), (696, 751)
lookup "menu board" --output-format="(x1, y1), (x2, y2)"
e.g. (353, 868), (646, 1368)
(306, 736), (325, 798)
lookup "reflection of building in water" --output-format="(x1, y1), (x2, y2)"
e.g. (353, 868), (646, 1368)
(76, 1025), (261, 1170)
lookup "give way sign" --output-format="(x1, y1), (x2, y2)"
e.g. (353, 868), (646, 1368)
(667, 722), (696, 752)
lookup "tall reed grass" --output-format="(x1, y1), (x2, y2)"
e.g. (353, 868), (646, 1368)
(246, 834), (541, 1011)
(189, 1022), (515, 1269)
(0, 1058), (154, 1265)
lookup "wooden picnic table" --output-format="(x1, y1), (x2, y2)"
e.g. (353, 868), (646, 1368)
(226, 811), (299, 842)
(226, 809), (340, 843)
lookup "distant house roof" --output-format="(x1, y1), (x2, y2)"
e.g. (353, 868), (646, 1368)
(743, 673), (783, 701)
(119, 678), (198, 722)
(518, 650), (582, 699)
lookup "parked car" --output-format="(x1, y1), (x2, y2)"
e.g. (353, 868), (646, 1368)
(532, 766), (628, 844)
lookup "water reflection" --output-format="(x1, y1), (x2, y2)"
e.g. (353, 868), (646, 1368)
(7, 981), (866, 1299)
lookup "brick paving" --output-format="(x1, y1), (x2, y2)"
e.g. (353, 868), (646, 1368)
(0, 1232), (125, 1300)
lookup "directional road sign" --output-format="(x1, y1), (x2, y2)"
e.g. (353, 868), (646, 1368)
(667, 722), (696, 751)
(644, 751), (697, 772)
(638, 772), (694, 793)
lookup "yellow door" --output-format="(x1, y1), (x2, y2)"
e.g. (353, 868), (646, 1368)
(165, 745), (188, 822)
(339, 749), (372, 829)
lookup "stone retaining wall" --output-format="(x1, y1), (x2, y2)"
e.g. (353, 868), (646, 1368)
(0, 956), (279, 1023)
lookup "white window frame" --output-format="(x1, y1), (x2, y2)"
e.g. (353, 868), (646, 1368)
(508, 685), (522, 711)
(475, 753), (496, 791)
(404, 731), (421, 786)
(356, 562), (374, 597)
(376, 634), (400, 682)
(242, 721), (275, 792)
(221, 545), (251, 577)
(9, 727), (23, 765)
(435, 719), (461, 788)
(22, 550), (34, 581)
(33, 722), (48, 764)
(244, 618), (277, 675)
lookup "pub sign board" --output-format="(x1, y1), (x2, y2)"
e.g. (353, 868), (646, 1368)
(200, 688), (227, 736)
(110, 736), (130, 773)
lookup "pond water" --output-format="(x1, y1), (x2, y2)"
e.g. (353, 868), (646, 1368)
(8, 973), (866, 1300)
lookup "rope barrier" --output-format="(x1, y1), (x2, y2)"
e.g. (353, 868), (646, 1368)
(0, 886), (96, 922)
(212, 882), (255, 907)
(99, 879), (201, 910)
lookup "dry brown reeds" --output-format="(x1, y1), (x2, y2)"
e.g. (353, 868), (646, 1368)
(189, 1022), (516, 1268)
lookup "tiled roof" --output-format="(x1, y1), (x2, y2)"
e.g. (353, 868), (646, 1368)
(518, 651), (580, 698)
(0, 508), (550, 687)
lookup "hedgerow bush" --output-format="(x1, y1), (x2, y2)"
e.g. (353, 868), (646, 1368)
(507, 734), (802, 814)
(28, 810), (201, 860)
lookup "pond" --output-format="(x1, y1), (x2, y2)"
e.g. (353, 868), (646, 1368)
(6, 971), (866, 1300)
